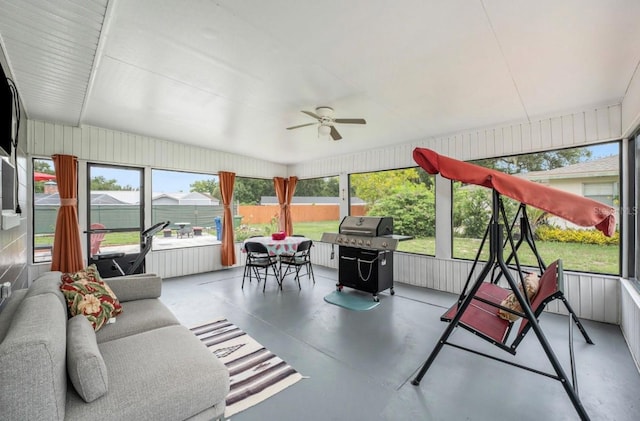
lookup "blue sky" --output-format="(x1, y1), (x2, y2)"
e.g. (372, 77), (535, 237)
(588, 142), (618, 159)
(91, 167), (218, 193)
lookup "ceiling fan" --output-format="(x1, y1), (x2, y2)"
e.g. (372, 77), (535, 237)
(286, 106), (366, 140)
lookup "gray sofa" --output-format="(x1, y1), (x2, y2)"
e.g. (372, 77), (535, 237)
(0, 271), (229, 420)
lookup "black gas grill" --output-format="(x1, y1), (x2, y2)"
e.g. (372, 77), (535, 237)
(322, 216), (398, 302)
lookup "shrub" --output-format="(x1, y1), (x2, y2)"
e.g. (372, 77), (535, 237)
(535, 225), (619, 245)
(367, 186), (435, 237)
(453, 187), (491, 238)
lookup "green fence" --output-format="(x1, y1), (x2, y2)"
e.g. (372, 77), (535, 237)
(152, 205), (226, 229)
(34, 204), (235, 234)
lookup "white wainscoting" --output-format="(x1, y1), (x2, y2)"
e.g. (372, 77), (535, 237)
(28, 241), (623, 326)
(621, 279), (640, 371)
(311, 242), (620, 324)
(146, 243), (251, 279)
(147, 245), (224, 278)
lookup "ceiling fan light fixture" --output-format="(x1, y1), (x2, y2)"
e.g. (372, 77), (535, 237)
(318, 124), (332, 136)
(316, 106), (334, 118)
(287, 106), (365, 141)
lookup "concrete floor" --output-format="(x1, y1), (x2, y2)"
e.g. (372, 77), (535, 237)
(160, 265), (640, 421)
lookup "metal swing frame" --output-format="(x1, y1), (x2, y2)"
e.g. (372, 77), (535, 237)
(411, 189), (594, 421)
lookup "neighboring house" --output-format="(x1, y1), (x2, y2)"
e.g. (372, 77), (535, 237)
(152, 192), (219, 206)
(34, 192), (131, 206)
(35, 190), (219, 206)
(520, 155), (619, 229)
(521, 155), (619, 206)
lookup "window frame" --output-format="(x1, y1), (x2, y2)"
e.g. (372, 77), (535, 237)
(32, 157), (59, 264)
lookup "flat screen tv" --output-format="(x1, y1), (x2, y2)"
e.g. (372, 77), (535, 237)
(0, 62), (14, 157)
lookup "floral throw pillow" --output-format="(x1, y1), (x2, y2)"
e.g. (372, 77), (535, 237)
(60, 265), (123, 331)
(497, 272), (540, 322)
(61, 264), (102, 284)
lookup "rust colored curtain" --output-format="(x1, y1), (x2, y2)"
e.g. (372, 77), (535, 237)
(51, 154), (84, 272)
(274, 177), (286, 232)
(274, 176), (298, 235)
(285, 176), (298, 235)
(219, 171), (236, 266)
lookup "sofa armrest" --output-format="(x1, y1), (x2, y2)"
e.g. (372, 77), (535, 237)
(104, 274), (162, 302)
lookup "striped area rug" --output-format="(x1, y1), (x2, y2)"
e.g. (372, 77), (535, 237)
(191, 319), (304, 418)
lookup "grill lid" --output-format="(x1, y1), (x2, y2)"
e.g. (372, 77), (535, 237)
(339, 216), (393, 237)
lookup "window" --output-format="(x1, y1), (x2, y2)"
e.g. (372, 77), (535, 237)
(1, 157), (15, 212)
(87, 164), (144, 276)
(349, 168), (436, 255)
(583, 182), (618, 206)
(151, 169), (221, 249)
(452, 142), (620, 275)
(291, 176), (340, 241)
(33, 158), (57, 263)
(630, 133), (638, 283)
(234, 177), (275, 242)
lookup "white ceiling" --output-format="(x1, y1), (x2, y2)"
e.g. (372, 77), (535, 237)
(1, 0), (639, 165)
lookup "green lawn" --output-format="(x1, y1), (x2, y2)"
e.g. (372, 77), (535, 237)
(292, 221), (619, 275)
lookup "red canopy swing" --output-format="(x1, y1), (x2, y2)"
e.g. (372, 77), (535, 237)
(410, 148), (614, 421)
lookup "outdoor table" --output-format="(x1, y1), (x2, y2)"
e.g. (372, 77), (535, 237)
(242, 236), (308, 256)
(175, 222), (192, 238)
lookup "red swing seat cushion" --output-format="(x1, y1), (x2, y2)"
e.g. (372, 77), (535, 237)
(442, 283), (512, 344)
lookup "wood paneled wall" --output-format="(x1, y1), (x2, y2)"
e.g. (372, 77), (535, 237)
(621, 279), (640, 371)
(27, 121), (287, 178)
(291, 105), (621, 178)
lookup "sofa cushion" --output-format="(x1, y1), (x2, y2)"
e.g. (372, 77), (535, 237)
(95, 299), (180, 343)
(0, 293), (68, 420)
(25, 271), (67, 310)
(67, 315), (109, 403)
(103, 274), (162, 303)
(0, 289), (28, 343)
(65, 325), (230, 421)
(60, 274), (123, 332)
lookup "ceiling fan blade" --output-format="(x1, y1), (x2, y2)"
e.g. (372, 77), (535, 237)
(330, 126), (342, 141)
(334, 118), (366, 124)
(286, 122), (317, 130)
(301, 110), (321, 120)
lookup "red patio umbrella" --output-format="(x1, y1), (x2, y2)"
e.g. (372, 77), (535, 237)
(34, 172), (56, 182)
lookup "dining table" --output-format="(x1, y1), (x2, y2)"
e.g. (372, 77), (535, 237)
(243, 236), (308, 256)
(175, 222), (193, 238)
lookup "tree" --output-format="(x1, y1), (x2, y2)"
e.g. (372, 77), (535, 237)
(324, 176), (339, 196)
(295, 177), (339, 197)
(452, 184), (491, 238)
(234, 178), (274, 205)
(190, 179), (219, 199)
(34, 160), (54, 173)
(351, 168), (422, 209)
(90, 176), (134, 191)
(293, 178), (325, 196)
(473, 148), (592, 174)
(34, 160), (56, 193)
